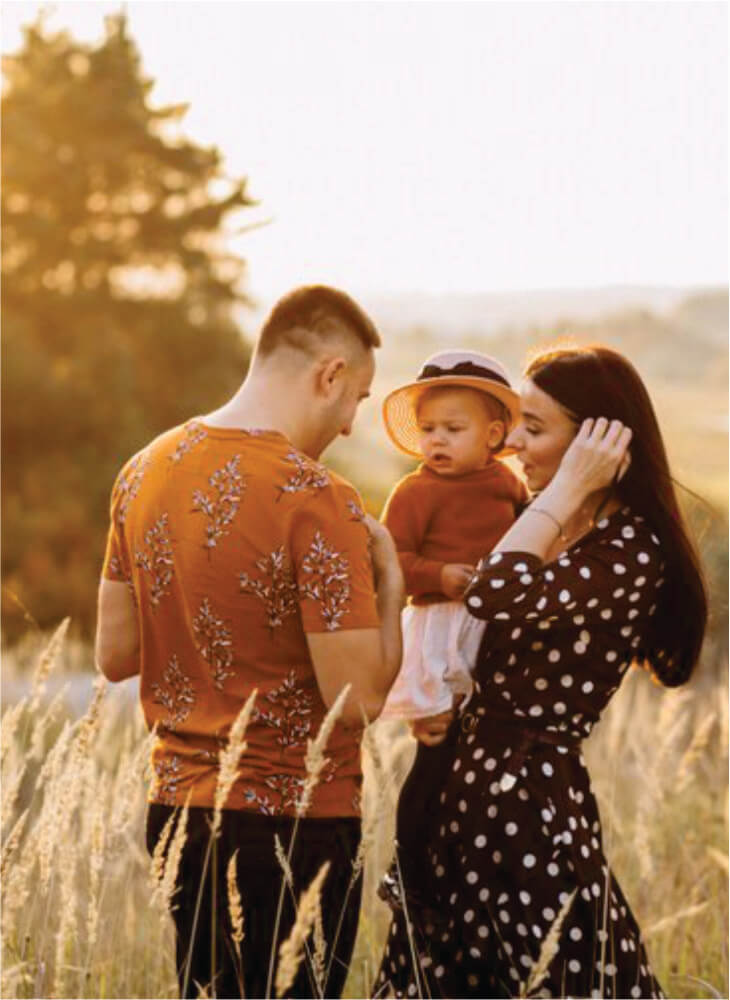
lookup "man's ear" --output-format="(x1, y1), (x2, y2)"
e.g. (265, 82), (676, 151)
(315, 356), (347, 398)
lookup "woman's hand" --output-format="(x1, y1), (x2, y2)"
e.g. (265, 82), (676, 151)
(411, 708), (454, 746)
(440, 563), (475, 599)
(554, 417), (633, 496)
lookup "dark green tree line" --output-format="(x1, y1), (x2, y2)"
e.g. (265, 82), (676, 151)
(2, 15), (254, 641)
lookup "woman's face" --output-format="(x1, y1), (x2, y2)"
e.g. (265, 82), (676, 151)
(506, 378), (579, 491)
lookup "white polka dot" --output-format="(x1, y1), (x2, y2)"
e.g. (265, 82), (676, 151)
(532, 924), (542, 938)
(613, 587), (625, 598)
(490, 578), (505, 589)
(479, 888), (489, 901)
(543, 907), (555, 921)
(523, 853), (536, 868)
(573, 614), (585, 624)
(435, 865), (445, 877)
(587, 598), (599, 608)
(492, 849), (502, 863)
(493, 671), (506, 684)
(574, 641), (587, 654)
(529, 705), (543, 717)
(499, 773), (516, 791)
(569, 959), (581, 973)
(463, 908), (475, 923)
(474, 834), (487, 848)
(591, 882), (601, 897)
(545, 570), (554, 581)
(519, 890), (531, 904)
(622, 525), (635, 539)
(434, 965), (445, 979)
(579, 566), (591, 579)
(560, 674), (574, 687)
(536, 596), (547, 610)
(484, 757), (497, 771)
(477, 925), (488, 938)
(516, 923), (528, 936)
(569, 926), (582, 941)
(466, 871), (478, 884)
(631, 988), (641, 998)
(582, 681), (594, 693)
(514, 561), (528, 572)
(470, 947), (482, 960)
(499, 909), (510, 923)
(520, 574), (533, 585)
(467, 595), (483, 608)
(511, 627), (522, 639)
(554, 702), (566, 714)
(547, 862), (559, 876)
(534, 677), (548, 690)
(600, 608), (612, 620)
(452, 759), (462, 772)
(465, 771), (476, 784)
(613, 563), (626, 575)
(548, 649), (561, 662)
(489, 553), (503, 564)
(505, 822), (518, 836)
(473, 747), (485, 760)
(542, 762), (554, 776)
(541, 808), (552, 822)
(458, 799), (467, 812)
(559, 589), (571, 603)
(449, 820), (459, 833)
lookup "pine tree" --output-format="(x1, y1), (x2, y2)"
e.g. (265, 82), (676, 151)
(2, 14), (255, 640)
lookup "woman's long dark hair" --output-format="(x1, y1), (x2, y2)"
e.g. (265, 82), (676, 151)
(525, 345), (708, 687)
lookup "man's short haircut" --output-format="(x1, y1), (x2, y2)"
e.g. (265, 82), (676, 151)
(256, 285), (381, 360)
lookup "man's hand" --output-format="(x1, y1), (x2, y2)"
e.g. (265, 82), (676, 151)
(363, 514), (402, 585)
(411, 708), (454, 746)
(440, 563), (475, 599)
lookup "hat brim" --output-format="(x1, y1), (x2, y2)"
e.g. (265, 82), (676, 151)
(382, 376), (521, 459)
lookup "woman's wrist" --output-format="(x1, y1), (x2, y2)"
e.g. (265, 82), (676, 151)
(532, 472), (590, 527)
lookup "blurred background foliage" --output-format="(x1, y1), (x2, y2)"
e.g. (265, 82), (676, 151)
(2, 15), (253, 640)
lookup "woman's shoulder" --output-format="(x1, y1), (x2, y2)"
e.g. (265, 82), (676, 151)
(588, 505), (663, 560)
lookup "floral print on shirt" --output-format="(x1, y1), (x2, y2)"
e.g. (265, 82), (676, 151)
(134, 513), (174, 606)
(299, 531), (351, 631)
(191, 454), (245, 550)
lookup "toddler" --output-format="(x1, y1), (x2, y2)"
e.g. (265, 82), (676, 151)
(378, 349), (528, 909)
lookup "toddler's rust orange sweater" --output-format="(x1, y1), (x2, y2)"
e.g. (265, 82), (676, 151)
(382, 461), (529, 603)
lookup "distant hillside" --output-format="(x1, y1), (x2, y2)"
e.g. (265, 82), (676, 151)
(360, 285), (718, 340)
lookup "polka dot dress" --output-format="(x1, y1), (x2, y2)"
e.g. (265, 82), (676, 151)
(374, 507), (666, 999)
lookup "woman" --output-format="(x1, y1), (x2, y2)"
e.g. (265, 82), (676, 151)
(374, 346), (707, 999)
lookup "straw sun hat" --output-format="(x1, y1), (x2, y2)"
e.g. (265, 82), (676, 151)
(382, 350), (521, 459)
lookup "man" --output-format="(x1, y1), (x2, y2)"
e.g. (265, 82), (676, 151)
(95, 285), (404, 999)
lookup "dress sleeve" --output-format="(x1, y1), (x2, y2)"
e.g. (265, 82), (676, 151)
(291, 482), (380, 633)
(382, 479), (445, 597)
(463, 517), (665, 631)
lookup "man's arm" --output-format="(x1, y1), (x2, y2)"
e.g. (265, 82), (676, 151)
(95, 578), (140, 682)
(306, 518), (404, 727)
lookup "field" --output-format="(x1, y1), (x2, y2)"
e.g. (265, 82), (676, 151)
(2, 290), (727, 998)
(1, 624), (727, 1000)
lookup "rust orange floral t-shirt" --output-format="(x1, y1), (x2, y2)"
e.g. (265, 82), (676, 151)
(102, 420), (380, 818)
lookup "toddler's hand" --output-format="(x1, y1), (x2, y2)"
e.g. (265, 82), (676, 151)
(440, 563), (475, 599)
(411, 709), (454, 746)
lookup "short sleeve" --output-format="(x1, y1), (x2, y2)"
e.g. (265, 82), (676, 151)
(463, 515), (664, 631)
(291, 481), (380, 633)
(101, 468), (133, 583)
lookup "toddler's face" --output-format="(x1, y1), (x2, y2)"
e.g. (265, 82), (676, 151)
(416, 388), (504, 477)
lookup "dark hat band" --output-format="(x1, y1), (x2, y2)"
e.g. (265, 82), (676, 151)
(418, 360), (511, 387)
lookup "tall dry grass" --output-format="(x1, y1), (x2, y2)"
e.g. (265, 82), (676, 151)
(1, 629), (727, 999)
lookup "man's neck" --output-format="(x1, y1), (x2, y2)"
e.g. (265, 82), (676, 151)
(200, 371), (317, 455)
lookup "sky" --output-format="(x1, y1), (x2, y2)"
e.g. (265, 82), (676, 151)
(1, 1), (727, 301)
